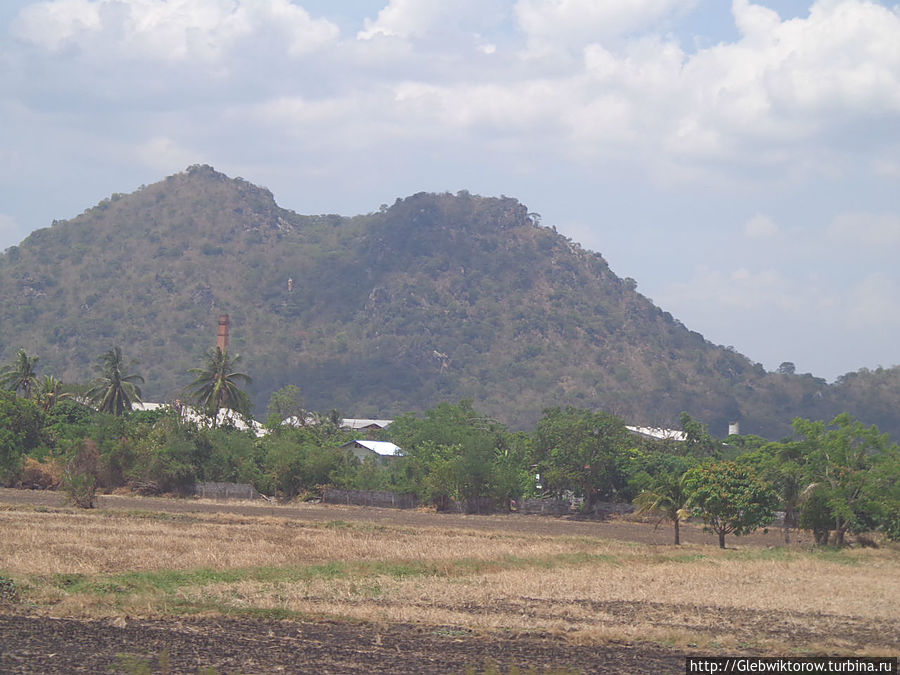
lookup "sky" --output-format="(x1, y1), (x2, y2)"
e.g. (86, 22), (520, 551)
(1, 0), (898, 382)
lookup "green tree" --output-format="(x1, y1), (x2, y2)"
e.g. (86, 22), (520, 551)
(737, 441), (806, 544)
(683, 461), (777, 548)
(634, 472), (690, 545)
(265, 385), (306, 427)
(186, 347), (252, 424)
(32, 375), (67, 412)
(0, 390), (46, 485)
(87, 347), (144, 416)
(388, 401), (519, 511)
(680, 412), (720, 458)
(0, 349), (40, 397)
(533, 407), (630, 511)
(793, 413), (898, 546)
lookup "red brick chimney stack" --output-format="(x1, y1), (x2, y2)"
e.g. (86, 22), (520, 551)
(217, 314), (230, 352)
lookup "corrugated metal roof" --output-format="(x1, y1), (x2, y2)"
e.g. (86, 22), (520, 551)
(341, 418), (394, 430)
(626, 425), (687, 441)
(344, 440), (401, 456)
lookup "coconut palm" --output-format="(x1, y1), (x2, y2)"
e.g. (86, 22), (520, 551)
(185, 346), (252, 424)
(634, 472), (691, 545)
(0, 349), (40, 397)
(32, 374), (68, 412)
(87, 347), (144, 416)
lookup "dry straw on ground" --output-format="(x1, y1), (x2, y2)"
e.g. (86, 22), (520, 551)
(1, 503), (897, 654)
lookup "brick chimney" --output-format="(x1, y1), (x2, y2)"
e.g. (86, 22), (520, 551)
(217, 314), (229, 352)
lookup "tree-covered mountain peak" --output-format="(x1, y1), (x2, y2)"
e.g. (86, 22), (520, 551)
(0, 167), (897, 439)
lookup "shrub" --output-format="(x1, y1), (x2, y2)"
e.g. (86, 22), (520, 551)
(63, 439), (100, 508)
(19, 456), (63, 490)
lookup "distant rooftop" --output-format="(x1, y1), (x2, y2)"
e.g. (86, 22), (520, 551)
(132, 402), (265, 436)
(626, 425), (687, 442)
(342, 440), (402, 457)
(341, 418), (393, 430)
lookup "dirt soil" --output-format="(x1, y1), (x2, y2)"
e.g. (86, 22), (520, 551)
(0, 613), (687, 674)
(0, 487), (801, 547)
(0, 488), (830, 674)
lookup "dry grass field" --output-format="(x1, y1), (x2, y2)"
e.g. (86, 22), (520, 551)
(1, 490), (898, 673)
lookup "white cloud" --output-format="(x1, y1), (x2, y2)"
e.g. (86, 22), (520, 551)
(12, 0), (339, 62)
(358, 0), (449, 40)
(515, 0), (698, 45)
(358, 0), (506, 41)
(654, 261), (899, 377)
(732, 0), (781, 41)
(827, 212), (900, 248)
(744, 213), (779, 239)
(134, 136), (198, 174)
(661, 266), (812, 313)
(340, 0), (899, 186)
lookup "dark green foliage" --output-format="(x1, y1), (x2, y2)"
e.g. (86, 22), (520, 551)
(0, 349), (39, 397)
(792, 413), (900, 545)
(267, 443), (342, 498)
(87, 347), (144, 416)
(186, 347), (252, 423)
(634, 472), (690, 544)
(266, 385), (305, 425)
(0, 166), (895, 438)
(679, 412), (720, 458)
(0, 390), (45, 485)
(683, 461), (778, 548)
(799, 489), (836, 545)
(533, 407), (630, 509)
(387, 400), (528, 510)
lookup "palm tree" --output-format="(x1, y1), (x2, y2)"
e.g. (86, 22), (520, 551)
(32, 374), (68, 412)
(0, 349), (40, 397)
(634, 472), (690, 545)
(185, 346), (252, 424)
(87, 347), (144, 415)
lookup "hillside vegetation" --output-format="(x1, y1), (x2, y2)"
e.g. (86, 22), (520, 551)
(1, 165), (897, 438)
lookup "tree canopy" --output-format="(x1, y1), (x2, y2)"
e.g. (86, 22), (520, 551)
(186, 347), (252, 423)
(87, 347), (144, 416)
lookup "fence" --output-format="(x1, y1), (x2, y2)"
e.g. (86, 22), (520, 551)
(193, 482), (260, 500)
(520, 499), (572, 516)
(322, 488), (418, 509)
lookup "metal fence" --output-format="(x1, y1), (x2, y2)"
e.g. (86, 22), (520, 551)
(193, 482), (260, 500)
(322, 488), (418, 509)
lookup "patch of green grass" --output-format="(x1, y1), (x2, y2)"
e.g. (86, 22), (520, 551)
(661, 553), (707, 563)
(808, 547), (861, 566)
(101, 509), (194, 523)
(730, 546), (861, 566)
(0, 574), (21, 603)
(33, 549), (633, 614)
(323, 519), (351, 529)
(728, 547), (800, 562)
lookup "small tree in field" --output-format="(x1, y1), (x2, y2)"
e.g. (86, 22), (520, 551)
(634, 472), (690, 545)
(683, 461), (777, 548)
(63, 439), (100, 508)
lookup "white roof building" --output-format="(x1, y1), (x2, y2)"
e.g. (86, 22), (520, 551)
(341, 439), (402, 462)
(341, 418), (393, 431)
(132, 402), (266, 436)
(626, 425), (687, 442)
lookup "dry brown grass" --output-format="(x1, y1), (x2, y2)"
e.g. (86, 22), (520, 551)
(2, 503), (898, 655)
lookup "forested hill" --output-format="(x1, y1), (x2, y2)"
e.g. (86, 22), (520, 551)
(1, 165), (897, 438)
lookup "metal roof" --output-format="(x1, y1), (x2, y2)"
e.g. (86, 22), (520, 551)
(626, 425), (687, 441)
(341, 418), (394, 430)
(344, 440), (402, 456)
